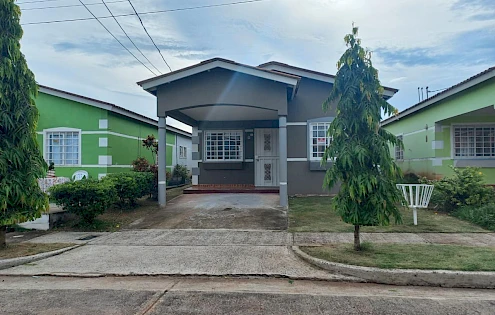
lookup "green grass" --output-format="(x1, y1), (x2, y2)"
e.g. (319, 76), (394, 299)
(301, 243), (495, 271)
(289, 196), (489, 233)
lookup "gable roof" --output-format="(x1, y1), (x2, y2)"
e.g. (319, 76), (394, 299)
(38, 85), (191, 137)
(382, 66), (495, 126)
(137, 58), (300, 92)
(258, 61), (399, 98)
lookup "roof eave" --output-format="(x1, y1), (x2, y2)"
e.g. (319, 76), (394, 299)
(137, 59), (300, 92)
(382, 68), (495, 126)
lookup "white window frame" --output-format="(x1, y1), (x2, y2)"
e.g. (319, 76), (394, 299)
(43, 127), (82, 166)
(309, 122), (332, 161)
(451, 123), (495, 159)
(204, 130), (243, 162)
(179, 145), (187, 159)
(395, 134), (404, 160)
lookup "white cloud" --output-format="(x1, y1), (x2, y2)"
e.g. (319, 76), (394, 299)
(17, 0), (495, 127)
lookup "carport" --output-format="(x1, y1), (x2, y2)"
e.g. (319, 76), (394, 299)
(137, 58), (299, 209)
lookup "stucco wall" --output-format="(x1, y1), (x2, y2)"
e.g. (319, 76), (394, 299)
(156, 68), (289, 117)
(35, 92), (188, 179)
(383, 77), (495, 183)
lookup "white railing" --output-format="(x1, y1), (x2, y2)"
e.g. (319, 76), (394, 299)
(396, 184), (434, 225)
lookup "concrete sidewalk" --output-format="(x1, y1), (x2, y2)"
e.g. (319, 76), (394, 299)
(23, 230), (495, 247)
(1, 230), (493, 279)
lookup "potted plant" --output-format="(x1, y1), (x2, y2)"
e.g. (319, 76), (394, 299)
(47, 162), (56, 178)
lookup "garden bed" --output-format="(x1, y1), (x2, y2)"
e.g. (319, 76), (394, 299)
(289, 196), (489, 233)
(51, 185), (189, 232)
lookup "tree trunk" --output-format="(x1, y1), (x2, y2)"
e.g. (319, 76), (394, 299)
(0, 226), (6, 249)
(354, 225), (361, 251)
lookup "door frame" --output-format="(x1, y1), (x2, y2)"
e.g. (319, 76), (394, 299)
(254, 128), (279, 187)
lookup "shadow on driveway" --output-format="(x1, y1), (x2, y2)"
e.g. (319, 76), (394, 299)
(129, 194), (287, 230)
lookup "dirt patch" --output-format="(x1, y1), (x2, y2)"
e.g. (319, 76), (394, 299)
(7, 230), (50, 244)
(132, 194), (287, 230)
(0, 243), (75, 259)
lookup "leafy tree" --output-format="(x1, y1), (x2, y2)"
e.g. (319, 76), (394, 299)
(141, 134), (158, 163)
(0, 0), (48, 248)
(322, 26), (403, 250)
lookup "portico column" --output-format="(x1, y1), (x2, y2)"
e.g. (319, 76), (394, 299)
(158, 116), (167, 207)
(279, 116), (288, 208)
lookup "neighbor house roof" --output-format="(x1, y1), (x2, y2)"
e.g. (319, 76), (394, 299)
(137, 58), (300, 92)
(381, 66), (495, 126)
(38, 85), (191, 137)
(258, 61), (399, 97)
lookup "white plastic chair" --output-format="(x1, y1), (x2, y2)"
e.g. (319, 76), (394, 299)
(72, 170), (89, 181)
(396, 184), (434, 225)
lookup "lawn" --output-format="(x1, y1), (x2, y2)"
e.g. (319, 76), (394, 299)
(0, 243), (74, 259)
(289, 196), (489, 233)
(53, 185), (189, 232)
(301, 243), (495, 271)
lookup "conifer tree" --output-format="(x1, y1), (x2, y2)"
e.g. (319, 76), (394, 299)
(323, 26), (403, 250)
(0, 0), (48, 248)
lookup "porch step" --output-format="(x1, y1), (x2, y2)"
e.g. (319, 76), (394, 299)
(184, 186), (279, 194)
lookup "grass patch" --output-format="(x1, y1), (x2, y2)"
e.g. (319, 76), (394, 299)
(53, 185), (189, 232)
(289, 196), (489, 233)
(301, 243), (495, 271)
(0, 243), (74, 259)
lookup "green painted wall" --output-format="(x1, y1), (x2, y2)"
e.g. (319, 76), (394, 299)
(36, 93), (108, 130)
(35, 91), (183, 179)
(384, 77), (495, 183)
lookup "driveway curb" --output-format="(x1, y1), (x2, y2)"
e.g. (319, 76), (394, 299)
(0, 245), (81, 270)
(291, 246), (495, 289)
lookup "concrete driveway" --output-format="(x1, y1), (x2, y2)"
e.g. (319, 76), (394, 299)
(130, 193), (287, 230)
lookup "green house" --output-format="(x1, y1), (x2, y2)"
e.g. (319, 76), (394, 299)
(382, 66), (495, 183)
(36, 85), (191, 180)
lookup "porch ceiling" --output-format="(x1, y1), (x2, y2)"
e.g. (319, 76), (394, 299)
(180, 105), (278, 121)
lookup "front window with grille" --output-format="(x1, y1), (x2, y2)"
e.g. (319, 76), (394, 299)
(454, 125), (495, 158)
(204, 131), (243, 161)
(45, 131), (80, 165)
(309, 122), (332, 160)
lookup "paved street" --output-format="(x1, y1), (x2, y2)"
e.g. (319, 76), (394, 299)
(1, 276), (494, 314)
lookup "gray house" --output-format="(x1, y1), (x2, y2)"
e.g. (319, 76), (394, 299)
(138, 58), (398, 207)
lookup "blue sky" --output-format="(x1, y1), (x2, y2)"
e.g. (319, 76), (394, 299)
(18, 0), (495, 131)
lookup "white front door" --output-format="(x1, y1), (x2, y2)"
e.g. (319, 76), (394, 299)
(254, 128), (279, 187)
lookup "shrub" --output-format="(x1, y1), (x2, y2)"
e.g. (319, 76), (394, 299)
(49, 179), (117, 225)
(401, 173), (420, 184)
(454, 204), (495, 231)
(102, 172), (154, 208)
(421, 166), (495, 212)
(131, 157), (151, 172)
(170, 164), (189, 186)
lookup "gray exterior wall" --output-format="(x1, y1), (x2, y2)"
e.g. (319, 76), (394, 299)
(285, 77), (337, 195)
(199, 162), (254, 185)
(287, 78), (336, 122)
(288, 162), (339, 195)
(156, 68), (289, 118)
(193, 77), (338, 194)
(197, 127), (257, 185)
(167, 70), (340, 194)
